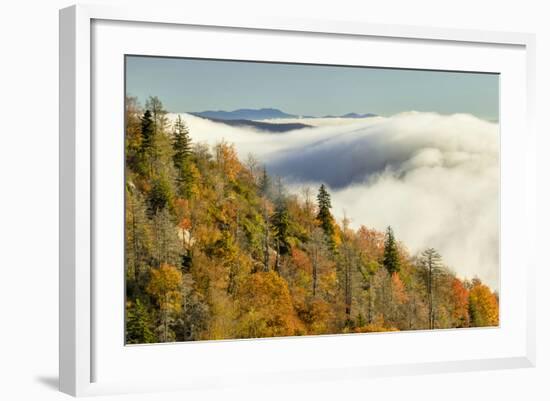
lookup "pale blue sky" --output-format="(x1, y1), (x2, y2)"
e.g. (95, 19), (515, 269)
(126, 55), (499, 121)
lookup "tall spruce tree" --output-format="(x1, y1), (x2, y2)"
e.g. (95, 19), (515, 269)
(382, 226), (400, 274)
(316, 184), (335, 242)
(172, 115), (191, 169)
(139, 110), (155, 175)
(258, 166), (271, 197)
(272, 202), (289, 249)
(271, 196), (290, 272)
(140, 110), (154, 151)
(172, 115), (194, 198)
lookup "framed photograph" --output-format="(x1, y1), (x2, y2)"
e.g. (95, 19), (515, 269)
(59, 4), (536, 396)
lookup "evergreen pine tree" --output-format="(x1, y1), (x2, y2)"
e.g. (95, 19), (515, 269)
(316, 184), (335, 241)
(271, 199), (290, 255)
(382, 226), (400, 274)
(140, 110), (154, 151)
(126, 299), (155, 344)
(172, 115), (191, 169)
(172, 115), (194, 198)
(258, 166), (271, 197)
(139, 110), (155, 175)
(148, 174), (173, 216)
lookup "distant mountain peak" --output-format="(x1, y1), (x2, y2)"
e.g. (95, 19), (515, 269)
(191, 108), (377, 121)
(340, 112), (378, 119)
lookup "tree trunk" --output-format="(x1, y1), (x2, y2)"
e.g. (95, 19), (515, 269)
(131, 196), (139, 284)
(368, 275), (374, 324)
(263, 202), (269, 272)
(163, 293), (169, 342)
(312, 248), (318, 297)
(344, 248), (352, 322)
(428, 260), (434, 330)
(275, 238), (280, 273)
(227, 263), (237, 295)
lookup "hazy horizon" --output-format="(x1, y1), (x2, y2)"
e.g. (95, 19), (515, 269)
(126, 56), (499, 121)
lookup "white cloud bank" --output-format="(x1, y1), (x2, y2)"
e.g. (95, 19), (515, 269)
(170, 112), (499, 289)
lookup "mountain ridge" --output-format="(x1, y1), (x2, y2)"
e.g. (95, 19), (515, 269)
(190, 108), (377, 121)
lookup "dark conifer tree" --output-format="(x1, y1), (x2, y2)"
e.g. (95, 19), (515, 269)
(172, 115), (194, 198)
(139, 109), (155, 175)
(140, 110), (154, 154)
(126, 299), (155, 344)
(316, 184), (335, 242)
(382, 226), (400, 274)
(172, 116), (191, 169)
(148, 174), (172, 216)
(272, 199), (290, 255)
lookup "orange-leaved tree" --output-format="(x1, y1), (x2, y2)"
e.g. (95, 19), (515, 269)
(450, 278), (470, 328)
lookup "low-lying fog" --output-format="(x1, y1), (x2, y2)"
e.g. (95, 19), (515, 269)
(169, 112), (499, 289)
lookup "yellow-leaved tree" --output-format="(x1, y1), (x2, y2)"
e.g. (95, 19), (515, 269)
(146, 263), (183, 341)
(468, 279), (499, 327)
(214, 141), (242, 183)
(236, 271), (303, 338)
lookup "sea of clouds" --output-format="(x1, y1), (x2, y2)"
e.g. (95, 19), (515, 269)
(169, 112), (500, 289)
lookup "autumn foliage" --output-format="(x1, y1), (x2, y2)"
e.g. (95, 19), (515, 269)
(236, 271), (303, 338)
(468, 279), (499, 327)
(125, 96), (499, 343)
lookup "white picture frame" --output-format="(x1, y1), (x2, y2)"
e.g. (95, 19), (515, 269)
(59, 4), (536, 397)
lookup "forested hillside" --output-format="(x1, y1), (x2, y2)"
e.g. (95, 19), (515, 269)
(125, 96), (499, 344)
